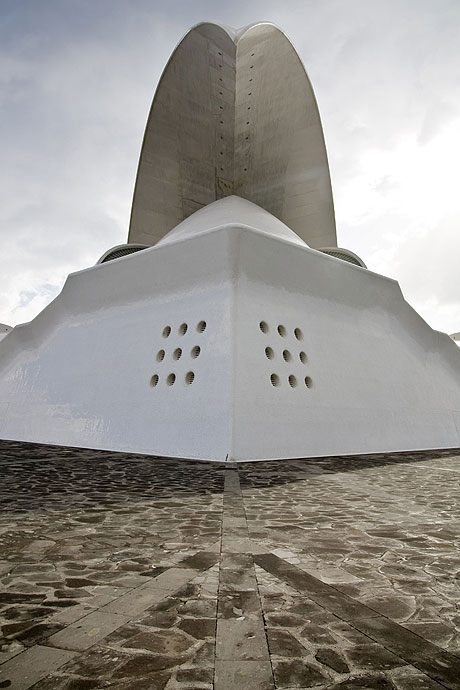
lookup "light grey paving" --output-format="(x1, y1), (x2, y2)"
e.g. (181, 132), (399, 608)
(47, 610), (130, 651)
(0, 644), (75, 690)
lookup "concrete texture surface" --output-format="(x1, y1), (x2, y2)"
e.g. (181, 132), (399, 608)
(128, 22), (337, 249)
(1, 440), (460, 689)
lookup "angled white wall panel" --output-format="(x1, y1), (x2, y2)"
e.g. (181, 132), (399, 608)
(0, 227), (237, 460)
(230, 224), (460, 460)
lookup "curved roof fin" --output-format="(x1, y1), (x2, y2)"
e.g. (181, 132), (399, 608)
(128, 22), (337, 250)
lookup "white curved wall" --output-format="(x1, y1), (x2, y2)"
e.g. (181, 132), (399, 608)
(1, 199), (459, 461)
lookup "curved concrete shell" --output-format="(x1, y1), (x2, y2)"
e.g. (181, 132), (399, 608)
(128, 22), (337, 249)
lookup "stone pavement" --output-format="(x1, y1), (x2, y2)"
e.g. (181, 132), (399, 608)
(0, 441), (460, 689)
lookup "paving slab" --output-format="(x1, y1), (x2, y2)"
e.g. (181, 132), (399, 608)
(0, 644), (75, 690)
(215, 658), (275, 690)
(46, 609), (130, 650)
(1, 440), (460, 689)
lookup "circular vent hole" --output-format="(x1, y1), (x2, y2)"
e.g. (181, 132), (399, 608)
(185, 371), (195, 385)
(277, 324), (287, 337)
(259, 321), (268, 334)
(299, 351), (307, 364)
(173, 348), (182, 361)
(156, 350), (165, 362)
(270, 373), (280, 387)
(294, 327), (303, 341)
(179, 323), (188, 335)
(162, 326), (171, 338)
(166, 373), (176, 386)
(191, 345), (201, 359)
(150, 374), (159, 387)
(288, 374), (298, 388)
(282, 349), (291, 362)
(305, 376), (313, 389)
(265, 346), (274, 360)
(197, 320), (207, 333)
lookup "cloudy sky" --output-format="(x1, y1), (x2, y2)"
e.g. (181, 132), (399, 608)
(1, 0), (460, 336)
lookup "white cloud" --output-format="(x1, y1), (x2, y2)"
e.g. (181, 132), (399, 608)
(1, 0), (460, 338)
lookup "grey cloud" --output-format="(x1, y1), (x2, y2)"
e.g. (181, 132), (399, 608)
(1, 0), (460, 334)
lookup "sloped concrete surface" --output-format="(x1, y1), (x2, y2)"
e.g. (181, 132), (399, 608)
(1, 441), (460, 689)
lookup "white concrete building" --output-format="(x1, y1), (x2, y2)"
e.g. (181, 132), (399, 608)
(1, 22), (459, 461)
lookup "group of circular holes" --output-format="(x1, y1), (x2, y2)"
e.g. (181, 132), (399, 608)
(259, 321), (303, 341)
(270, 372), (313, 389)
(150, 322), (206, 388)
(260, 321), (312, 389)
(265, 347), (307, 365)
(156, 345), (201, 364)
(150, 370), (195, 388)
(165, 371), (194, 386)
(163, 321), (206, 338)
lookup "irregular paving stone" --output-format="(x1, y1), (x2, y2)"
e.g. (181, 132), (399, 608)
(326, 675), (396, 690)
(273, 659), (328, 687)
(2, 606), (56, 621)
(177, 598), (216, 617)
(138, 611), (178, 628)
(146, 597), (181, 613)
(266, 612), (307, 628)
(315, 647), (350, 673)
(41, 599), (78, 608)
(300, 625), (338, 646)
(363, 595), (416, 621)
(3, 442), (460, 689)
(178, 551), (219, 570)
(190, 640), (215, 664)
(392, 674), (447, 690)
(26, 676), (100, 690)
(61, 645), (132, 677)
(54, 589), (92, 599)
(0, 593), (46, 604)
(2, 620), (36, 637)
(102, 623), (145, 645)
(345, 644), (408, 671)
(177, 617), (215, 639)
(176, 666), (214, 682)
(64, 578), (99, 588)
(267, 629), (309, 657)
(112, 654), (185, 676)
(122, 629), (194, 654)
(14, 622), (65, 646)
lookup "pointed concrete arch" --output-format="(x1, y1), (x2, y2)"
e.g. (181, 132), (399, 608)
(128, 22), (337, 249)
